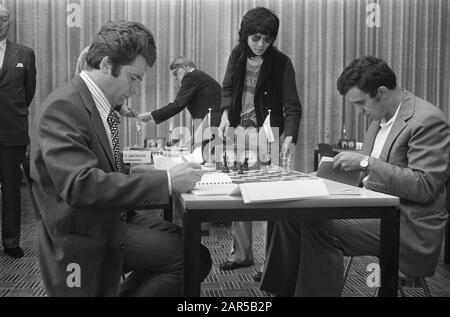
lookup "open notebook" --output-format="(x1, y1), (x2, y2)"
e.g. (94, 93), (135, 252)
(190, 172), (239, 196)
(316, 157), (361, 187)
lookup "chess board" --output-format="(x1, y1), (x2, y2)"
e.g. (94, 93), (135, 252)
(225, 169), (313, 184)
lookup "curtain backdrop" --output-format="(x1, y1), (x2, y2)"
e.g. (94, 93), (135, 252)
(2, 0), (449, 172)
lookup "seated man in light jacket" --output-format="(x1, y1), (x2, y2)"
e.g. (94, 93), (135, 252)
(261, 56), (450, 296)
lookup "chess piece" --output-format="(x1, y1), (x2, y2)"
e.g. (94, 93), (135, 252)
(233, 134), (238, 171)
(261, 154), (271, 174)
(281, 153), (289, 175)
(238, 163), (245, 174)
(222, 152), (230, 173)
(243, 157), (249, 171)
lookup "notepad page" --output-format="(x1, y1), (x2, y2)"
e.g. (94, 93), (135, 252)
(153, 154), (183, 170)
(191, 172), (237, 196)
(239, 178), (330, 203)
(191, 184), (239, 196)
(195, 172), (232, 186)
(324, 179), (361, 195)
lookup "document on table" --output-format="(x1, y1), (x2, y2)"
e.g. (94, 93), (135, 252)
(324, 179), (361, 195)
(152, 154), (183, 170)
(239, 178), (330, 203)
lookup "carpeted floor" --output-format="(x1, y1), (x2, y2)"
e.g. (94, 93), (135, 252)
(1, 186), (449, 297)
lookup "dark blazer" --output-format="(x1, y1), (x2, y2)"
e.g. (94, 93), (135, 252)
(0, 40), (36, 146)
(30, 76), (170, 296)
(221, 45), (302, 143)
(151, 69), (221, 127)
(363, 89), (450, 277)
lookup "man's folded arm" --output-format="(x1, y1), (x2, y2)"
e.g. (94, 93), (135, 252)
(365, 115), (450, 203)
(37, 100), (170, 211)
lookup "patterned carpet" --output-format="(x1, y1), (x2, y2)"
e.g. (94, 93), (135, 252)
(1, 185), (450, 297)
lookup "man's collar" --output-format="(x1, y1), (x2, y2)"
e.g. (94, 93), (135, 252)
(79, 71), (113, 111)
(0, 38), (6, 49)
(380, 102), (402, 128)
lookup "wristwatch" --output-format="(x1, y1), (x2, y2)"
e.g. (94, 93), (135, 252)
(360, 155), (370, 171)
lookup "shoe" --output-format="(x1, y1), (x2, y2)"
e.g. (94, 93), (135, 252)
(219, 260), (251, 271)
(252, 271), (262, 282)
(4, 247), (24, 258)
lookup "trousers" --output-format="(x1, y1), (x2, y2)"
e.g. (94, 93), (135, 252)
(118, 212), (212, 296)
(0, 144), (26, 248)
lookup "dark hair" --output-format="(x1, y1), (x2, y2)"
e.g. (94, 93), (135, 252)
(169, 56), (196, 70)
(85, 20), (156, 77)
(238, 7), (279, 57)
(337, 56), (397, 98)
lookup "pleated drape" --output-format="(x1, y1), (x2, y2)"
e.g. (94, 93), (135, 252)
(3, 0), (449, 172)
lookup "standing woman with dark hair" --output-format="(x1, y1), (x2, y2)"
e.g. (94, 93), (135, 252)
(218, 7), (302, 279)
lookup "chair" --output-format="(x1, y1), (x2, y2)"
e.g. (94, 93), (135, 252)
(318, 143), (335, 157)
(20, 159), (41, 221)
(343, 166), (450, 295)
(314, 143), (336, 171)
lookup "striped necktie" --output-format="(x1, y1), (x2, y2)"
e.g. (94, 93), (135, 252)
(107, 110), (122, 172)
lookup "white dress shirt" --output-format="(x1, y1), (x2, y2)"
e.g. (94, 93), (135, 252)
(370, 103), (402, 159)
(80, 71), (113, 147)
(0, 39), (6, 69)
(363, 103), (402, 186)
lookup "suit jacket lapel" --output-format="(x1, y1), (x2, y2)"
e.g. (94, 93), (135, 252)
(362, 122), (380, 156)
(378, 90), (414, 162)
(71, 76), (117, 171)
(0, 40), (18, 81)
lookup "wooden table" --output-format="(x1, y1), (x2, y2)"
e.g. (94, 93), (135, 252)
(174, 179), (400, 297)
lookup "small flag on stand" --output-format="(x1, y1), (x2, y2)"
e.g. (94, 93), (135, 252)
(136, 120), (142, 136)
(263, 110), (275, 143)
(179, 110), (212, 149)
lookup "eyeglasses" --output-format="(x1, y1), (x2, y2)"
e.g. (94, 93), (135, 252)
(249, 34), (274, 44)
(172, 65), (184, 77)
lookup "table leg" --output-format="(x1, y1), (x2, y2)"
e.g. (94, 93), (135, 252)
(444, 221), (450, 265)
(182, 210), (202, 296)
(266, 221), (274, 254)
(378, 207), (400, 297)
(314, 149), (319, 171)
(163, 196), (173, 222)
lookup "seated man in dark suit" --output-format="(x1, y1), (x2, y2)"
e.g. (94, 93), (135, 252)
(30, 21), (211, 296)
(260, 56), (450, 296)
